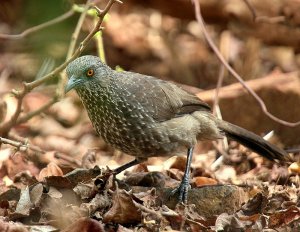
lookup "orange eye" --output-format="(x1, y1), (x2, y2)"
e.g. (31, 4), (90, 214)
(86, 69), (94, 77)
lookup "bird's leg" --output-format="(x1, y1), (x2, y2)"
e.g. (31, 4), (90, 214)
(112, 158), (146, 188)
(94, 159), (142, 191)
(172, 147), (194, 203)
(113, 158), (142, 175)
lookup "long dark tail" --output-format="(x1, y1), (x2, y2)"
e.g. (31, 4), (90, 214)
(216, 120), (291, 162)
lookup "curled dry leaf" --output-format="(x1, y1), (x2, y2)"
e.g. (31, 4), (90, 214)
(103, 189), (142, 224)
(269, 205), (300, 228)
(61, 217), (105, 232)
(288, 162), (300, 174)
(163, 156), (187, 172)
(2, 93), (18, 124)
(73, 182), (95, 200)
(214, 165), (237, 182)
(4, 154), (40, 179)
(81, 192), (111, 216)
(215, 213), (268, 231)
(193, 176), (218, 187)
(166, 168), (183, 181)
(38, 162), (63, 181)
(131, 163), (149, 173)
(47, 187), (63, 199)
(30, 183), (43, 206)
(239, 192), (268, 215)
(0, 99), (7, 123)
(214, 193), (269, 230)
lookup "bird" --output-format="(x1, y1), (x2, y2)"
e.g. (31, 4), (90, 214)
(65, 55), (290, 202)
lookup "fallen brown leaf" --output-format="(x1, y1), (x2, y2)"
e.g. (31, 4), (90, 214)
(288, 162), (300, 174)
(38, 162), (63, 181)
(61, 217), (105, 232)
(269, 205), (300, 228)
(193, 176), (218, 187)
(103, 189), (142, 224)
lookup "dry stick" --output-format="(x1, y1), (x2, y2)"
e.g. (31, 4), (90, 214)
(241, 0), (285, 24)
(0, 87), (25, 136)
(28, 0), (119, 90)
(17, 97), (57, 124)
(211, 35), (229, 170)
(286, 148), (300, 153)
(212, 65), (225, 115)
(0, 136), (43, 153)
(67, 2), (92, 60)
(0, 9), (75, 40)
(242, 0), (257, 21)
(57, 0), (92, 98)
(18, 1), (91, 125)
(133, 199), (208, 229)
(132, 200), (163, 220)
(54, 152), (82, 166)
(192, 0), (300, 127)
(93, 21), (107, 63)
(9, 133), (44, 153)
(0, 137), (27, 151)
(0, 0), (120, 136)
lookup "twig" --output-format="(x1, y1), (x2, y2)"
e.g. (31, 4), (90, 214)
(94, 25), (107, 63)
(242, 0), (257, 21)
(17, 97), (58, 124)
(133, 201), (207, 229)
(0, 0), (121, 137)
(242, 0), (286, 24)
(0, 86), (25, 136)
(66, 2), (92, 60)
(9, 133), (44, 153)
(256, 16), (285, 24)
(54, 152), (81, 166)
(132, 200), (163, 220)
(92, 5), (107, 63)
(57, 0), (92, 99)
(212, 65), (225, 115)
(192, 0), (300, 127)
(0, 136), (43, 153)
(0, 9), (75, 40)
(285, 148), (300, 154)
(160, 206), (207, 229)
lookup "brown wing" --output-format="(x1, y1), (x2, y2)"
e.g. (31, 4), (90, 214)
(116, 71), (211, 122)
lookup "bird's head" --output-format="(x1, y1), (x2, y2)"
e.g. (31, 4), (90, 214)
(65, 55), (111, 93)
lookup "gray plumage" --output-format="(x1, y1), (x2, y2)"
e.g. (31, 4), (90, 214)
(65, 55), (289, 164)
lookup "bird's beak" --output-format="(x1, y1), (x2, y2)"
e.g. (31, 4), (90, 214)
(65, 75), (83, 93)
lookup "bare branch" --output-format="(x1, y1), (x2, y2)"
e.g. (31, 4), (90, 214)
(242, 0), (257, 21)
(192, 0), (300, 127)
(0, 84), (26, 136)
(0, 136), (43, 153)
(67, 2), (92, 59)
(57, 1), (92, 99)
(0, 9), (75, 40)
(242, 0), (286, 24)
(17, 97), (57, 124)
(0, 0), (120, 136)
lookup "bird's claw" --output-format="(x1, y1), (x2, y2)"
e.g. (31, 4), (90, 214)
(170, 179), (191, 203)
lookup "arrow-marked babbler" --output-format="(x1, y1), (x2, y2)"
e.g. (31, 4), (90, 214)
(65, 55), (290, 202)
